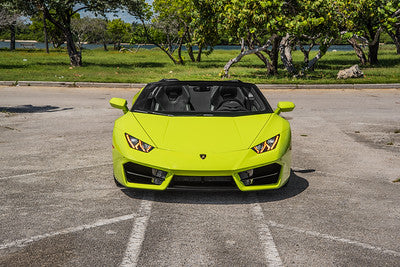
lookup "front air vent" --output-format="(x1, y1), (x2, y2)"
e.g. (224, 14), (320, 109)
(123, 162), (154, 184)
(169, 175), (236, 189)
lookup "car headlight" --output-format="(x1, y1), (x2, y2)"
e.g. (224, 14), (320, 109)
(252, 134), (280, 154)
(125, 133), (154, 153)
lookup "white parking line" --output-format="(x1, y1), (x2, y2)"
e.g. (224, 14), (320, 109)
(120, 193), (154, 267)
(0, 214), (136, 250)
(250, 194), (284, 267)
(268, 220), (400, 258)
(0, 163), (112, 180)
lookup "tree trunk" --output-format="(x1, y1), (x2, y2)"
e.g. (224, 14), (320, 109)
(161, 46), (179, 64)
(387, 30), (400, 54)
(298, 42), (315, 69)
(348, 38), (367, 65)
(41, 5), (81, 66)
(368, 41), (379, 64)
(301, 38), (333, 74)
(368, 32), (380, 65)
(10, 22), (16, 51)
(186, 30), (196, 62)
(177, 36), (184, 65)
(268, 35), (281, 75)
(254, 51), (271, 72)
(279, 34), (297, 76)
(196, 44), (203, 62)
(139, 19), (181, 65)
(43, 15), (49, 53)
(223, 40), (272, 78)
(65, 28), (82, 67)
(184, 26), (196, 62)
(187, 45), (196, 62)
(103, 42), (108, 51)
(114, 41), (121, 51)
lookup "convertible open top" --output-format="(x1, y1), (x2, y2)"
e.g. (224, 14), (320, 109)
(132, 79), (273, 116)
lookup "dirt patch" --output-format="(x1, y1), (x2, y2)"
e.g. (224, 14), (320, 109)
(347, 124), (400, 152)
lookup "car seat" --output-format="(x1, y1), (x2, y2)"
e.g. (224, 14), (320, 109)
(154, 86), (192, 111)
(210, 86), (246, 111)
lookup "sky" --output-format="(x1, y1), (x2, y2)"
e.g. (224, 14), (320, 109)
(80, 9), (137, 23)
(79, 0), (153, 23)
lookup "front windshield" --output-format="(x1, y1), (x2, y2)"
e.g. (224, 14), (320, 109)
(131, 81), (273, 116)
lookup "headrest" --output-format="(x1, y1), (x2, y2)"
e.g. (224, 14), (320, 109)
(220, 86), (237, 99)
(165, 87), (182, 101)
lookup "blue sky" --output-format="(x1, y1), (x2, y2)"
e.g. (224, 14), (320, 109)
(80, 9), (137, 23)
(79, 1), (153, 23)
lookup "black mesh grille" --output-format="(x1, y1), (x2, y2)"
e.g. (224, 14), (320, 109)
(169, 175), (236, 188)
(248, 163), (281, 186)
(123, 162), (154, 184)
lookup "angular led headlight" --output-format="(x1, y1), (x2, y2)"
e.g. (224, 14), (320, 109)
(125, 133), (154, 153)
(252, 134), (280, 154)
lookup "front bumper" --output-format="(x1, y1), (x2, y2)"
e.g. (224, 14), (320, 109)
(112, 146), (291, 191)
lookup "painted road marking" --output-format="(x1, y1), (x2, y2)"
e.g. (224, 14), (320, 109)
(0, 214), (136, 250)
(0, 163), (112, 180)
(120, 193), (154, 267)
(249, 194), (284, 267)
(268, 220), (400, 258)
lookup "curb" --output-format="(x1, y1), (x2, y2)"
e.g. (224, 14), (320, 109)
(0, 81), (17, 86)
(257, 83), (400, 90)
(9, 81), (147, 88)
(1, 81), (400, 90)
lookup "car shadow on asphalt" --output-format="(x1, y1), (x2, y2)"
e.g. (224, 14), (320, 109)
(121, 170), (310, 205)
(0, 105), (73, 113)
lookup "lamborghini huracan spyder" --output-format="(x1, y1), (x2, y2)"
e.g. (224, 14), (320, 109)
(110, 79), (294, 191)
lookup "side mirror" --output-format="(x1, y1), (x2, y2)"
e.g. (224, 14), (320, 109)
(110, 97), (129, 114)
(274, 101), (295, 115)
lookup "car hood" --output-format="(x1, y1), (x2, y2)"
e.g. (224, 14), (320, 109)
(132, 112), (273, 153)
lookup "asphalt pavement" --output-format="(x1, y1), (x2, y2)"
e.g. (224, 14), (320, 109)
(0, 86), (399, 266)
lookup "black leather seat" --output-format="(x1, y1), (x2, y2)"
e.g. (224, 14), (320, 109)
(210, 86), (246, 111)
(154, 86), (192, 111)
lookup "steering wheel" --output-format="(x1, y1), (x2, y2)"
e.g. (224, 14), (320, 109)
(216, 99), (247, 111)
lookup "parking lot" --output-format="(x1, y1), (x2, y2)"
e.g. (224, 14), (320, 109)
(1, 86), (399, 266)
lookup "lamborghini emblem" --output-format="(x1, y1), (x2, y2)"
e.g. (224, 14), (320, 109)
(200, 154), (206, 159)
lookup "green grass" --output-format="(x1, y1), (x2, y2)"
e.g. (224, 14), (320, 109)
(1, 46), (400, 84)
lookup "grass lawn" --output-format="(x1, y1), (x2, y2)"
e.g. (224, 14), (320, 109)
(1, 46), (400, 84)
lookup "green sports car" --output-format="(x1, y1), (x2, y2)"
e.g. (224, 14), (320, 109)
(110, 79), (294, 191)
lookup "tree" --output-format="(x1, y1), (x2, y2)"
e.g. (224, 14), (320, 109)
(72, 17), (110, 51)
(191, 0), (221, 62)
(0, 4), (23, 51)
(279, 0), (342, 76)
(126, 0), (218, 64)
(125, 0), (187, 64)
(107, 18), (130, 50)
(30, 11), (73, 48)
(153, 0), (192, 63)
(219, 0), (343, 77)
(383, 2), (400, 54)
(2, 0), (125, 66)
(87, 18), (110, 51)
(337, 0), (400, 64)
(72, 16), (92, 51)
(219, 0), (288, 77)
